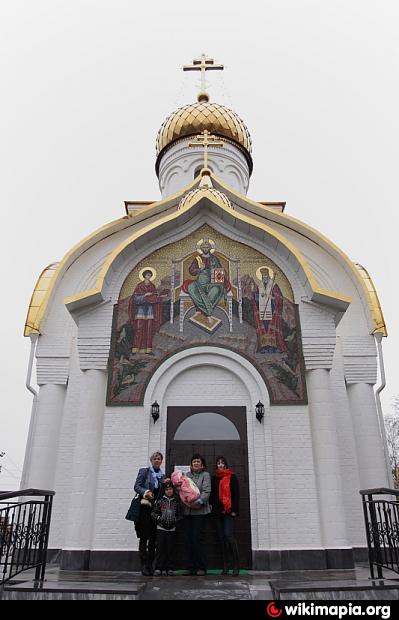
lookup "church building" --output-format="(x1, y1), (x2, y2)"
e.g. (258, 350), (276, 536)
(22, 57), (389, 571)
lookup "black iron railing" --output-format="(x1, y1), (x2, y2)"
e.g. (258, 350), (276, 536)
(360, 487), (399, 579)
(0, 488), (54, 587)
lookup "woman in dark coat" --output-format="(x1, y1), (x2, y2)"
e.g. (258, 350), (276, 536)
(133, 451), (165, 575)
(181, 454), (212, 576)
(210, 455), (240, 575)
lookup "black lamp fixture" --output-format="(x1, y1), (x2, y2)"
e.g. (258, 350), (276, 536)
(255, 401), (265, 423)
(151, 401), (160, 424)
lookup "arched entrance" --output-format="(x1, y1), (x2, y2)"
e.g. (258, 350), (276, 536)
(166, 406), (252, 569)
(144, 346), (272, 567)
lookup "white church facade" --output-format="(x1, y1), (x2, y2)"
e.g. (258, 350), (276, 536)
(22, 58), (389, 571)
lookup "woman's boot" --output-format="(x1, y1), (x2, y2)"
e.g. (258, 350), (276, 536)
(221, 542), (230, 575)
(230, 539), (240, 576)
(140, 552), (151, 576)
(147, 551), (155, 576)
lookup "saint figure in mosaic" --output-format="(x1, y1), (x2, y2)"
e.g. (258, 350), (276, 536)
(252, 267), (287, 353)
(128, 268), (166, 354)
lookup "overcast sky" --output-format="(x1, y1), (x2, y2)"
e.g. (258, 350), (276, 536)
(0, 0), (398, 490)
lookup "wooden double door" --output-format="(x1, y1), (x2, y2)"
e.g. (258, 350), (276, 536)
(166, 406), (252, 569)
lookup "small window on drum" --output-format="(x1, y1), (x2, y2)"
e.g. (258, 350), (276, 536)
(174, 412), (240, 440)
(194, 165), (213, 178)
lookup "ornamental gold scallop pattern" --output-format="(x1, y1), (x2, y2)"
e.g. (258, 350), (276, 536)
(178, 188), (232, 210)
(156, 102), (252, 155)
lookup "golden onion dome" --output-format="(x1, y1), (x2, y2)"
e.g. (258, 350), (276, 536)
(155, 98), (252, 176)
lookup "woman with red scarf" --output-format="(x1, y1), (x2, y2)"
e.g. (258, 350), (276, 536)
(210, 456), (240, 576)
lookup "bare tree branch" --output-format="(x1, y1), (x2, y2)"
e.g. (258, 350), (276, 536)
(384, 397), (399, 489)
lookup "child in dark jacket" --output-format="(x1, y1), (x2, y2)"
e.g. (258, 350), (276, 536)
(151, 478), (182, 575)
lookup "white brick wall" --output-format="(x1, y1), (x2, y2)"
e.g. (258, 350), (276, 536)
(164, 365), (247, 405)
(341, 336), (377, 384)
(270, 405), (321, 548)
(77, 301), (114, 370)
(299, 301), (337, 370)
(36, 356), (70, 385)
(92, 407), (149, 550)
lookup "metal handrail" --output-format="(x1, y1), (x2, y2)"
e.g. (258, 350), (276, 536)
(0, 489), (55, 500)
(360, 488), (399, 497)
(0, 489), (55, 588)
(360, 488), (399, 579)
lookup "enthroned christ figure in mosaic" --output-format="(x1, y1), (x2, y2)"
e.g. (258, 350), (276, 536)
(181, 238), (229, 331)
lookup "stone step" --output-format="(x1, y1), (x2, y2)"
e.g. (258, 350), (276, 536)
(271, 578), (399, 600)
(0, 580), (145, 601)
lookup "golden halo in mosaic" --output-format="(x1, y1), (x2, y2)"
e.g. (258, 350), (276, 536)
(156, 101), (252, 164)
(196, 238), (215, 254)
(139, 267), (157, 282)
(256, 266), (274, 281)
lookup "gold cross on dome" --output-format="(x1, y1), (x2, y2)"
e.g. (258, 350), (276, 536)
(183, 54), (224, 91)
(189, 130), (224, 170)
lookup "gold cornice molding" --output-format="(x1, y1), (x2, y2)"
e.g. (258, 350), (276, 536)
(24, 263), (59, 336)
(354, 264), (387, 337)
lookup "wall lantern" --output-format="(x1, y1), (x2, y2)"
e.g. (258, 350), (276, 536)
(255, 401), (265, 423)
(151, 401), (160, 424)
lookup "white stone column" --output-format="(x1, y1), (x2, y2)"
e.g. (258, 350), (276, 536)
(307, 369), (348, 548)
(64, 369), (107, 550)
(21, 383), (66, 490)
(347, 382), (389, 489)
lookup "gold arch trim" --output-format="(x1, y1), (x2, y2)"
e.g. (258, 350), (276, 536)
(64, 188), (350, 314)
(25, 171), (385, 337)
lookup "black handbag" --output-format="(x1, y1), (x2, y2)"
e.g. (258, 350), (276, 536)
(125, 495), (141, 522)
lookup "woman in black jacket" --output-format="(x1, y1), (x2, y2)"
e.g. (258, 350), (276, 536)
(133, 451), (165, 575)
(210, 456), (240, 575)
